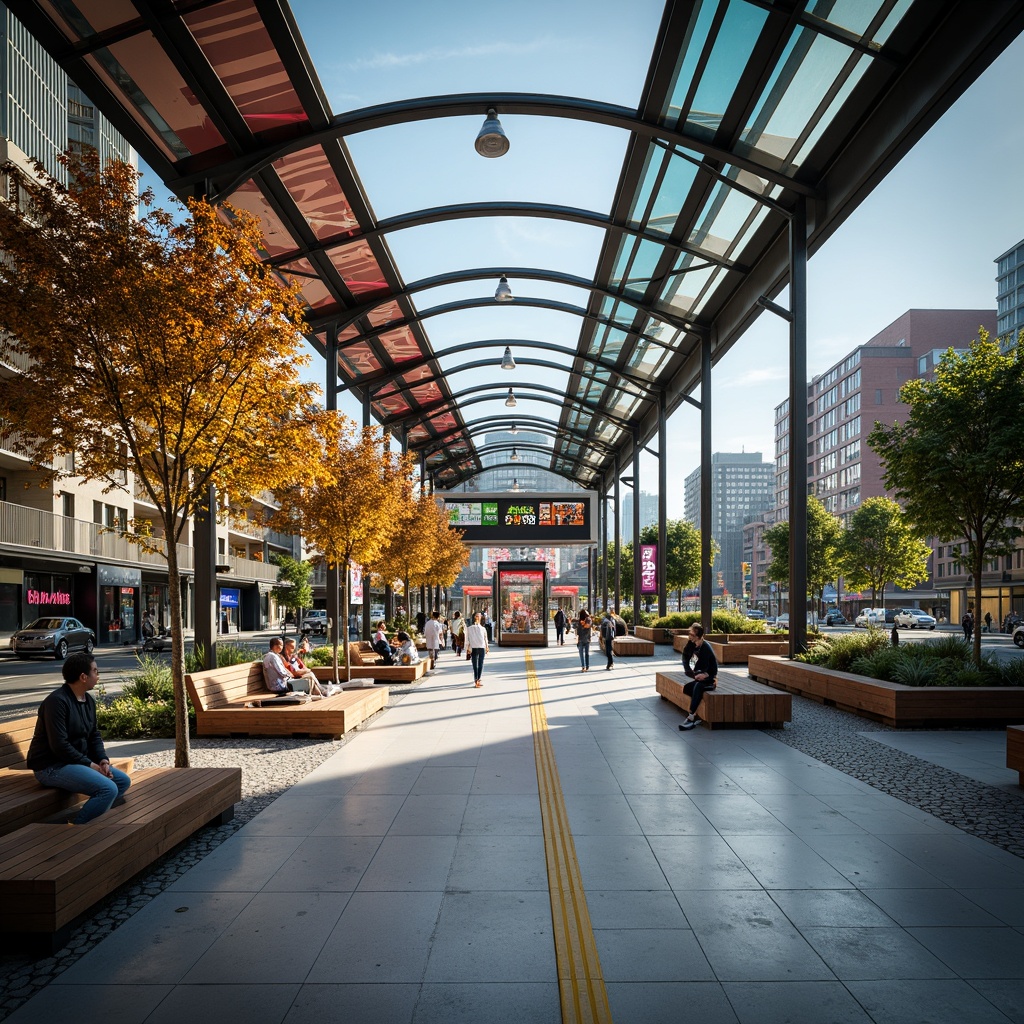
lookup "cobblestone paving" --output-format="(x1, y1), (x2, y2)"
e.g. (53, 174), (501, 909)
(2, 686), (1022, 1020)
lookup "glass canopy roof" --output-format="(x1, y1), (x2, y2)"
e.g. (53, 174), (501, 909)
(14, 0), (1024, 493)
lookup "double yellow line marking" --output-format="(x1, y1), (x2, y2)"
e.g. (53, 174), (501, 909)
(525, 652), (613, 1024)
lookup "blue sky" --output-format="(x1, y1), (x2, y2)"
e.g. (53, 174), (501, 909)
(280, 2), (1024, 518)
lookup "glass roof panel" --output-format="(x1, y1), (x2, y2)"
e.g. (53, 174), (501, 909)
(328, 240), (388, 297)
(273, 149), (359, 240)
(686, 1), (769, 140)
(183, 1), (307, 136)
(225, 181), (297, 255)
(662, 0), (718, 128)
(648, 151), (701, 232)
(378, 327), (422, 363)
(740, 28), (858, 167)
(790, 53), (871, 168)
(807, 0), (912, 45)
(338, 342), (383, 378)
(689, 182), (758, 257)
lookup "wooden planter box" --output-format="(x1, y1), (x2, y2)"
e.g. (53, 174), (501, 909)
(707, 640), (791, 664)
(748, 655), (1024, 728)
(674, 632), (785, 653)
(634, 626), (674, 644)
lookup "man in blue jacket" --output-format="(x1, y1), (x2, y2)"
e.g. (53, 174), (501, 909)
(27, 652), (131, 824)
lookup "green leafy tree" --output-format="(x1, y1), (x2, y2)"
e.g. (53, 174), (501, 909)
(763, 496), (843, 616)
(270, 554), (314, 628)
(869, 330), (1024, 664)
(837, 497), (931, 605)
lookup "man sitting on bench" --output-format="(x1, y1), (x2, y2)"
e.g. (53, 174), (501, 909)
(26, 652), (131, 824)
(263, 637), (294, 694)
(282, 636), (320, 694)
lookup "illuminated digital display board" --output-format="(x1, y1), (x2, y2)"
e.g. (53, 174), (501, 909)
(443, 492), (596, 543)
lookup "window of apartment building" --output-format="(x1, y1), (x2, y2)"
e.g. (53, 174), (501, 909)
(94, 501), (127, 532)
(61, 492), (74, 518)
(0, 476), (5, 502)
(874, 389), (883, 404)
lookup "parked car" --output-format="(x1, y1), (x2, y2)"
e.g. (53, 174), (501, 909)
(1003, 612), (1023, 634)
(301, 609), (328, 634)
(894, 608), (936, 630)
(1013, 624), (1024, 649)
(823, 609), (846, 626)
(855, 608), (887, 628)
(775, 612), (817, 628)
(745, 609), (766, 619)
(10, 617), (95, 660)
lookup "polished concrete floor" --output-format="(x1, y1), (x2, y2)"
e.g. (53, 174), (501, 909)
(6, 642), (1024, 1024)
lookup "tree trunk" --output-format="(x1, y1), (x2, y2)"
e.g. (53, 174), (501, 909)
(164, 531), (190, 768)
(972, 554), (984, 667)
(343, 575), (351, 686)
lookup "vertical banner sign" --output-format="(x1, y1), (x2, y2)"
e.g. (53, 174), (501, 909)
(640, 544), (658, 595)
(349, 563), (363, 604)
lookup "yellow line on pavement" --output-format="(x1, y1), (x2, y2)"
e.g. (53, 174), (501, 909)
(525, 652), (613, 1024)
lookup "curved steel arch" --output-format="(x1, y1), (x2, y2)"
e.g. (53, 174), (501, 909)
(437, 460), (585, 490)
(389, 387), (633, 435)
(430, 440), (605, 480)
(414, 415), (617, 458)
(375, 356), (659, 406)
(270, 203), (745, 279)
(360, 339), (672, 399)
(186, 93), (819, 203)
(314, 294), (694, 348)
(328, 266), (704, 337)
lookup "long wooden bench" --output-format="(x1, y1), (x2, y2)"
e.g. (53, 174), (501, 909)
(612, 636), (655, 656)
(656, 671), (791, 729)
(346, 641), (428, 682)
(674, 632), (785, 652)
(185, 661), (389, 739)
(0, 717), (135, 838)
(748, 655), (1024, 728)
(1007, 725), (1024, 786)
(0, 764), (241, 950)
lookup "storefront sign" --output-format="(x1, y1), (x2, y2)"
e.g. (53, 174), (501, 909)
(98, 565), (142, 586)
(27, 588), (71, 606)
(640, 544), (658, 595)
(219, 588), (240, 608)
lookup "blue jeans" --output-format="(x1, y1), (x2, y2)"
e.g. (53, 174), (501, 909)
(471, 647), (486, 681)
(34, 763), (131, 824)
(578, 641), (590, 669)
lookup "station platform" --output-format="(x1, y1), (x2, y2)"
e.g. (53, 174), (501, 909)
(4, 640), (1023, 1024)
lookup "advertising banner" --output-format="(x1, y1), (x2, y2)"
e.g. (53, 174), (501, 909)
(349, 563), (363, 604)
(640, 543), (658, 595)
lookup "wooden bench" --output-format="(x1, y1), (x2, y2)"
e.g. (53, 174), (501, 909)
(1007, 725), (1024, 785)
(346, 641), (428, 682)
(633, 626), (675, 644)
(0, 764), (241, 950)
(673, 632), (785, 653)
(656, 671), (791, 729)
(611, 636), (655, 656)
(748, 655), (1024, 728)
(0, 717), (135, 838)
(185, 662), (389, 739)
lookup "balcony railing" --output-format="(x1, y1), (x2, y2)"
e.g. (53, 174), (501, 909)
(0, 498), (192, 570)
(228, 554), (280, 582)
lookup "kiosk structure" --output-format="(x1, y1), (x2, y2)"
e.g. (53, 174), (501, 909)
(493, 561), (548, 647)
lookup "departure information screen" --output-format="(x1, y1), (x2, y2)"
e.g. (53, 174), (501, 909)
(444, 493), (596, 542)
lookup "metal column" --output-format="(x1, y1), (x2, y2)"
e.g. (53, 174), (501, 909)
(600, 486), (608, 610)
(613, 476), (621, 613)
(700, 334), (713, 630)
(789, 197), (809, 656)
(325, 327), (341, 656)
(361, 390), (372, 642)
(193, 484), (218, 669)
(658, 392), (667, 617)
(632, 432), (642, 620)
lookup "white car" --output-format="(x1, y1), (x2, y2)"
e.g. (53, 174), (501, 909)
(301, 609), (328, 633)
(855, 608), (885, 628)
(894, 608), (936, 629)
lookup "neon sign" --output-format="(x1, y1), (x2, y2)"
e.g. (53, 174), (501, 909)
(27, 589), (71, 606)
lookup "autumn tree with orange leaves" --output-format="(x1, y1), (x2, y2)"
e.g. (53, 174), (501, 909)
(269, 415), (415, 683)
(0, 153), (317, 767)
(373, 491), (469, 616)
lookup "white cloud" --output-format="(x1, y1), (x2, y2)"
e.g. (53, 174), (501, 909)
(347, 38), (561, 72)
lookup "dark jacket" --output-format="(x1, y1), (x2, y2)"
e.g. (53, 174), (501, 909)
(26, 683), (108, 771)
(554, 609), (567, 629)
(681, 639), (718, 684)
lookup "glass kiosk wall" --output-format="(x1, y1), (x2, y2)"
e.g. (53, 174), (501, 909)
(493, 562), (548, 647)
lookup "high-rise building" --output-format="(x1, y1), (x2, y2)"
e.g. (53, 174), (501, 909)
(684, 453), (774, 597)
(620, 490), (660, 544)
(996, 238), (1024, 350)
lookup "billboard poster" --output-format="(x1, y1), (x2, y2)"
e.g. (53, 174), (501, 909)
(349, 563), (363, 603)
(442, 492), (596, 543)
(640, 543), (658, 595)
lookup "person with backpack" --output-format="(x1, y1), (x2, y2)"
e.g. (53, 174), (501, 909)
(962, 607), (974, 643)
(600, 610), (616, 670)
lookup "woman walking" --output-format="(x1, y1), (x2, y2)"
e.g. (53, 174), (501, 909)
(576, 609), (593, 672)
(450, 610), (466, 655)
(467, 610), (489, 688)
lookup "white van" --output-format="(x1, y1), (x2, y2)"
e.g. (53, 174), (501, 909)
(854, 608), (886, 628)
